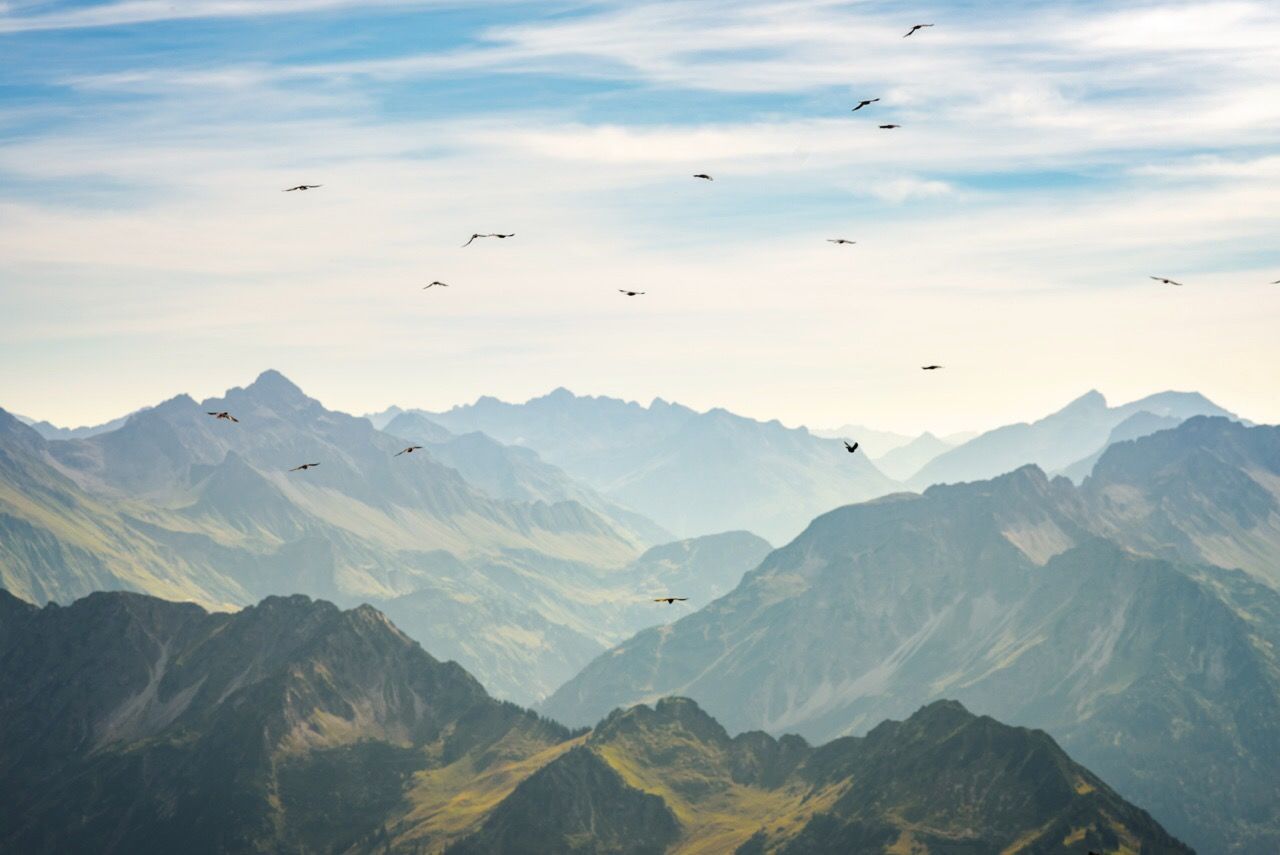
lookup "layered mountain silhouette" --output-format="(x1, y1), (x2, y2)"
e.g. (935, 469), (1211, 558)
(0, 371), (737, 703)
(0, 589), (1189, 854)
(909, 389), (1235, 489)
(420, 389), (898, 543)
(544, 417), (1280, 853)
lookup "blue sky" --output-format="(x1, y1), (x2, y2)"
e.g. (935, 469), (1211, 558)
(1, 0), (1278, 433)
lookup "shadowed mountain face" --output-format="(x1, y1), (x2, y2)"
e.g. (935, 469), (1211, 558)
(0, 371), (704, 703)
(422, 389), (899, 543)
(910, 389), (1235, 489)
(543, 418), (1280, 854)
(0, 590), (1189, 855)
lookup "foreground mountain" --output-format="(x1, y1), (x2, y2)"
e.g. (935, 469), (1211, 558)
(421, 389), (898, 543)
(0, 590), (1189, 854)
(0, 371), (691, 703)
(910, 389), (1235, 489)
(545, 418), (1280, 853)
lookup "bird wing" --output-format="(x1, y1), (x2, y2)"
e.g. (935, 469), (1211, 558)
(228, 415), (239, 422)
(462, 234), (479, 247)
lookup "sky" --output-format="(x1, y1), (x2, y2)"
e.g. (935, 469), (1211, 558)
(1, 0), (1278, 435)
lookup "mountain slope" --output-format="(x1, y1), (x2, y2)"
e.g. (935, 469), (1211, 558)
(870, 431), (954, 481)
(423, 389), (899, 543)
(1, 590), (1189, 855)
(910, 389), (1235, 489)
(0, 371), (683, 703)
(544, 419), (1280, 853)
(383, 409), (672, 547)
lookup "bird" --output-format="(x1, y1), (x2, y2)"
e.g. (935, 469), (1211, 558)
(423, 281), (449, 289)
(903, 23), (933, 37)
(1150, 276), (1184, 286)
(851, 98), (880, 112)
(618, 289), (646, 296)
(653, 597), (688, 605)
(283, 185), (321, 192)
(844, 441), (859, 454)
(879, 124), (901, 129)
(395, 445), (423, 456)
(289, 463), (320, 472)
(206, 411), (239, 422)
(827, 239), (856, 245)
(462, 233), (514, 247)
(693, 173), (713, 181)
(921, 365), (943, 370)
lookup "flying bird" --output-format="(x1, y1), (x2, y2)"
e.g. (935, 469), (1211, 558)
(618, 289), (646, 296)
(653, 597), (688, 605)
(851, 98), (880, 112)
(283, 185), (322, 192)
(289, 463), (320, 472)
(462, 233), (514, 247)
(921, 365), (943, 370)
(827, 239), (856, 245)
(1150, 276), (1184, 286)
(903, 23), (934, 37)
(879, 124), (901, 129)
(844, 441), (859, 454)
(206, 411), (239, 422)
(693, 173), (713, 181)
(423, 281), (449, 289)
(395, 446), (423, 456)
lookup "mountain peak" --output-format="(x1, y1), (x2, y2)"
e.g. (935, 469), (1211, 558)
(246, 369), (305, 399)
(1058, 389), (1107, 415)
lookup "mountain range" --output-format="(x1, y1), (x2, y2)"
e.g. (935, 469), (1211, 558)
(0, 588), (1191, 854)
(417, 389), (899, 544)
(544, 417), (1280, 853)
(1, 371), (761, 704)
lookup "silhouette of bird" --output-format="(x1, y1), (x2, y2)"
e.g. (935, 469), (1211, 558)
(1150, 276), (1184, 287)
(844, 441), (859, 454)
(879, 124), (901, 129)
(851, 98), (880, 112)
(395, 446), (423, 456)
(904, 23), (933, 37)
(283, 185), (321, 192)
(462, 233), (514, 247)
(827, 239), (856, 245)
(921, 365), (943, 370)
(693, 173), (713, 181)
(289, 463), (320, 472)
(423, 281), (448, 289)
(653, 597), (688, 605)
(206, 411), (239, 422)
(618, 289), (646, 296)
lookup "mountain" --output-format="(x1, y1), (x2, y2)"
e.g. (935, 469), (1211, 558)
(21, 411), (135, 440)
(0, 589), (1189, 854)
(422, 389), (898, 543)
(0, 371), (696, 703)
(810, 423), (916, 455)
(544, 418), (1280, 853)
(383, 409), (672, 547)
(910, 389), (1235, 489)
(1057, 410), (1184, 482)
(869, 431), (954, 481)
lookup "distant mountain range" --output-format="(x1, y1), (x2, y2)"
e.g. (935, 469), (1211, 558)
(418, 389), (899, 544)
(0, 371), (768, 704)
(0, 589), (1190, 855)
(909, 389), (1236, 488)
(543, 417), (1280, 854)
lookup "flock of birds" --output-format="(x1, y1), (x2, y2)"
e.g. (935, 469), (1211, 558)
(253, 19), (1273, 608)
